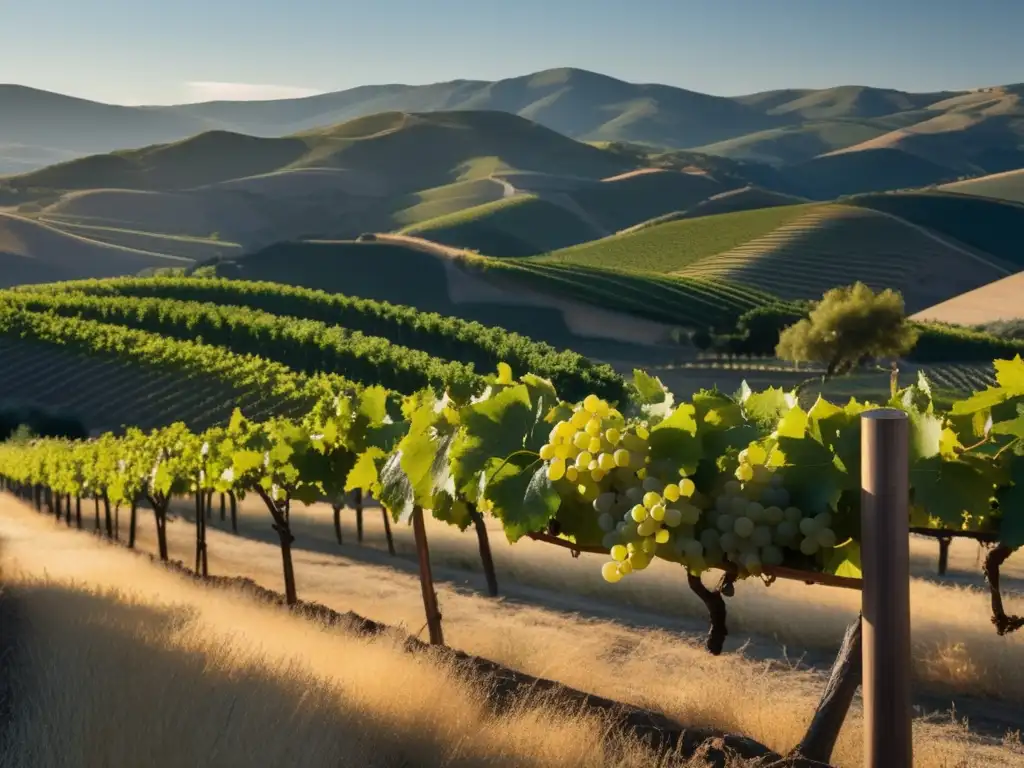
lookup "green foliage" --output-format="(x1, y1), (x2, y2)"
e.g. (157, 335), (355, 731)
(776, 283), (918, 376)
(533, 204), (814, 274)
(21, 276), (625, 403)
(909, 322), (1024, 363)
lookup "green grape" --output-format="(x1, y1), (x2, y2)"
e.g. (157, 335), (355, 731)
(642, 491), (662, 509)
(761, 544), (784, 566)
(588, 436), (603, 454)
(662, 507), (683, 527)
(598, 452), (616, 471)
(566, 466), (579, 483)
(751, 525), (773, 547)
(775, 520), (798, 542)
(719, 531), (739, 553)
(715, 495), (731, 513)
(729, 496), (749, 516)
(678, 504), (701, 525)
(752, 465), (773, 484)
(553, 443), (572, 460)
(682, 539), (704, 560)
(585, 418), (603, 437)
(649, 503), (666, 522)
(815, 512), (833, 529)
(679, 478), (696, 496)
(574, 451), (593, 470)
(604, 427), (621, 445)
(622, 433), (647, 453)
(815, 528), (837, 548)
(573, 432), (591, 450)
(723, 480), (742, 496)
(602, 561), (623, 583)
(734, 516), (755, 538)
(742, 553), (763, 574)
(746, 501), (765, 522)
(784, 506), (803, 523)
(548, 458), (566, 481)
(618, 560), (634, 575)
(555, 420), (575, 438)
(594, 492), (616, 514)
(655, 528), (671, 544)
(799, 537), (820, 555)
(602, 532), (620, 549)
(597, 513), (615, 532)
(625, 486), (644, 504)
(637, 519), (657, 537)
(716, 513), (735, 533)
(642, 476), (664, 493)
(613, 449), (631, 468)
(799, 517), (819, 537)
(583, 394), (602, 413)
(735, 463), (754, 482)
(640, 536), (657, 553)
(629, 552), (651, 571)
(539, 443), (555, 460)
(699, 529), (721, 549)
(630, 504), (648, 523)
(662, 483), (680, 502)
(764, 505), (784, 525)
(570, 410), (589, 429)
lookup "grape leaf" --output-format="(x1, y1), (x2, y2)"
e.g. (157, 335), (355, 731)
(450, 384), (534, 493)
(823, 540), (862, 579)
(649, 402), (702, 470)
(991, 403), (1024, 440)
(345, 447), (385, 493)
(911, 456), (996, 528)
(743, 386), (793, 425)
(774, 436), (849, 514)
(484, 457), (559, 542)
(431, 489), (474, 531)
(995, 457), (1024, 548)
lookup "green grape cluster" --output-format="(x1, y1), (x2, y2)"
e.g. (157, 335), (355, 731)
(699, 448), (838, 577)
(596, 474), (703, 583)
(539, 394), (648, 502)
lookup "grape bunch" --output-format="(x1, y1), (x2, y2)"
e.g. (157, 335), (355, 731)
(595, 474), (704, 583)
(539, 394), (647, 502)
(698, 447), (838, 577)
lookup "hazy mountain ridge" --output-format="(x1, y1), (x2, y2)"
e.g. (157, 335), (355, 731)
(4, 67), (1022, 175)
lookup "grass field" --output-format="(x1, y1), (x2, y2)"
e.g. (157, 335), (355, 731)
(390, 178), (507, 227)
(533, 204), (816, 273)
(941, 169), (1024, 204)
(912, 272), (1024, 325)
(0, 212), (193, 288)
(3, 487), (1021, 768)
(847, 191), (1024, 267)
(675, 204), (1010, 312)
(399, 195), (601, 256)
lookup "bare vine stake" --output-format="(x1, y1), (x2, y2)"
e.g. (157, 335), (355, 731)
(860, 410), (912, 768)
(380, 506), (396, 556)
(469, 504), (499, 597)
(412, 505), (444, 645)
(355, 488), (364, 543)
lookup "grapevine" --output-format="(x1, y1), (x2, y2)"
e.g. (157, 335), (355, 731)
(1, 358), (1022, 649)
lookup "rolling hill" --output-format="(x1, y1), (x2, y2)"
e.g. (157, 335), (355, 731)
(3, 68), (1021, 183)
(940, 168), (1024, 203)
(6, 111), (632, 193)
(912, 272), (1024, 325)
(674, 204), (1011, 312)
(0, 212), (194, 288)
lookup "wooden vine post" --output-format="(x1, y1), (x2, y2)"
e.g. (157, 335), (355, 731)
(355, 488), (365, 543)
(860, 409), (912, 768)
(469, 503), (499, 597)
(412, 505), (444, 645)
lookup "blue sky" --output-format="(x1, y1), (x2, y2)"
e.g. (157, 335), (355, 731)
(2, 0), (1021, 104)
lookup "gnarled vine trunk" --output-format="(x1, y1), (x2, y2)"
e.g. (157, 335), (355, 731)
(256, 488), (297, 605)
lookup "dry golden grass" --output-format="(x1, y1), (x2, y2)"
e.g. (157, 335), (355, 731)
(0, 501), (730, 768)
(1, 497), (1021, 768)
(912, 272), (1024, 324)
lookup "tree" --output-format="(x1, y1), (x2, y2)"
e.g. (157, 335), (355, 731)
(776, 283), (918, 378)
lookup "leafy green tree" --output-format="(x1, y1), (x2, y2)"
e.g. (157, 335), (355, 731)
(776, 283), (918, 378)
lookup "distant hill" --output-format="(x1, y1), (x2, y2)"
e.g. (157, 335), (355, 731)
(940, 168), (1024, 203)
(912, 272), (1024, 325)
(3, 68), (1021, 179)
(6, 111), (631, 193)
(0, 212), (193, 287)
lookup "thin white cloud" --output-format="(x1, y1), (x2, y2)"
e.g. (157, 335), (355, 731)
(183, 81), (324, 102)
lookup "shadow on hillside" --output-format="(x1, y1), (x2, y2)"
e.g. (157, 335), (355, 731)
(0, 582), (511, 768)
